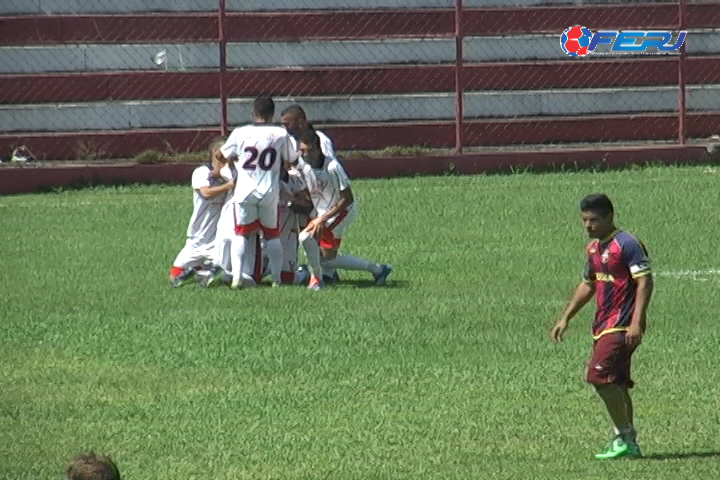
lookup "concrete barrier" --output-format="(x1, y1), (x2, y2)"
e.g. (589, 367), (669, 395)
(0, 144), (708, 195)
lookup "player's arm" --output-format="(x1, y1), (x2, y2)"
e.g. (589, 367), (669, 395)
(289, 188), (314, 215)
(623, 239), (653, 346)
(191, 167), (233, 200)
(550, 262), (595, 343)
(197, 182), (234, 200)
(316, 164), (353, 224)
(216, 131), (239, 161)
(631, 275), (653, 334)
(318, 187), (352, 224)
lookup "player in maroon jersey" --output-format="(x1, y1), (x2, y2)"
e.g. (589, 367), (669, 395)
(551, 194), (654, 459)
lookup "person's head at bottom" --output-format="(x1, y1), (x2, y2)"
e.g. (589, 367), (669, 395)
(65, 452), (121, 480)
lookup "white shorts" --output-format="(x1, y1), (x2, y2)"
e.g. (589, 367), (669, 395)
(173, 239), (215, 269)
(233, 197), (280, 237)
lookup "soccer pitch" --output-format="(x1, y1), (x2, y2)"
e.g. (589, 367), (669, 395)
(1, 166), (719, 479)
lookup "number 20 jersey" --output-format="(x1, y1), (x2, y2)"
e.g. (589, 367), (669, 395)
(220, 124), (297, 204)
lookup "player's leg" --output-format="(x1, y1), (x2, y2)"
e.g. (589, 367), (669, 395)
(259, 200), (283, 286)
(201, 235), (232, 288)
(299, 229), (324, 289)
(231, 203), (260, 289)
(170, 240), (206, 287)
(298, 213), (323, 288)
(586, 333), (638, 459)
(279, 208), (301, 284)
(201, 210), (236, 288)
(318, 212), (392, 285)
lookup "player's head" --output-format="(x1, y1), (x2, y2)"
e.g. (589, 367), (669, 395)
(208, 137), (227, 170)
(281, 104), (308, 137)
(298, 130), (324, 168)
(252, 96), (274, 123)
(64, 452), (121, 480)
(580, 193), (615, 239)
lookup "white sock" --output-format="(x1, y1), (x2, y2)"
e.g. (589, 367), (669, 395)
(614, 426), (636, 442)
(323, 255), (382, 275)
(299, 231), (323, 278)
(230, 236), (248, 284)
(264, 237), (283, 284)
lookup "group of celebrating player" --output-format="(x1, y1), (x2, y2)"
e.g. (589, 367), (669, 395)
(168, 96), (392, 290)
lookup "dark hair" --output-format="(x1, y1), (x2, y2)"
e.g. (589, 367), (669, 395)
(298, 130), (322, 149)
(65, 452), (121, 480)
(580, 193), (614, 217)
(253, 96), (275, 120)
(280, 104), (306, 120)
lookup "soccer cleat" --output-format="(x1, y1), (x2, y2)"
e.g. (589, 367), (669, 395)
(627, 442), (642, 458)
(594, 437), (630, 460)
(373, 264), (393, 286)
(323, 271), (341, 285)
(169, 268), (196, 288)
(199, 265), (223, 288)
(307, 275), (325, 290)
(230, 279), (243, 290)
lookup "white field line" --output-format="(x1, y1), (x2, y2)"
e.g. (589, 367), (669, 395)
(655, 269), (720, 282)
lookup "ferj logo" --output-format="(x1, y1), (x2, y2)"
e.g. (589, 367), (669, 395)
(560, 25), (687, 57)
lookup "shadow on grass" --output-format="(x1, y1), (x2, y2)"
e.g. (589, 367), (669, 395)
(642, 451), (720, 461)
(333, 279), (411, 289)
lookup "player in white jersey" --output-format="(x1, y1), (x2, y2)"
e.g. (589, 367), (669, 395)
(281, 104), (342, 284)
(274, 165), (314, 283)
(169, 138), (235, 287)
(214, 96), (295, 288)
(296, 131), (392, 290)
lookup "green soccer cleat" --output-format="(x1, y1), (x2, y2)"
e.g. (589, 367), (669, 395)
(594, 437), (630, 460)
(627, 442), (642, 459)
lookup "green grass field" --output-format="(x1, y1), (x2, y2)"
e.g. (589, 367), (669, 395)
(1, 166), (719, 479)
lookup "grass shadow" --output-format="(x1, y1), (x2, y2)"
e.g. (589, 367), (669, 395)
(333, 279), (411, 289)
(642, 451), (720, 461)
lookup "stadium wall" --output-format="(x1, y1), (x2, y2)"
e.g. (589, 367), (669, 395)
(1, 1), (719, 161)
(0, 144), (709, 195)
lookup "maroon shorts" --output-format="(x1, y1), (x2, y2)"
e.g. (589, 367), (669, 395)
(585, 332), (637, 388)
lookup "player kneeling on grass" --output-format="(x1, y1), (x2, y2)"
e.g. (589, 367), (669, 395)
(297, 131), (392, 290)
(169, 138), (234, 287)
(551, 194), (653, 460)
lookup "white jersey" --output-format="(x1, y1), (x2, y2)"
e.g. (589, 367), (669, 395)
(220, 124), (296, 204)
(299, 154), (355, 219)
(280, 167), (308, 203)
(186, 165), (226, 244)
(289, 129), (335, 159)
(215, 163), (238, 237)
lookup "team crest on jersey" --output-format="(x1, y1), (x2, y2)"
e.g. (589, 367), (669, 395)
(601, 249), (610, 264)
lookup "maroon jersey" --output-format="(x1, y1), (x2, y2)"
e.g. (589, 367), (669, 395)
(583, 230), (651, 339)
